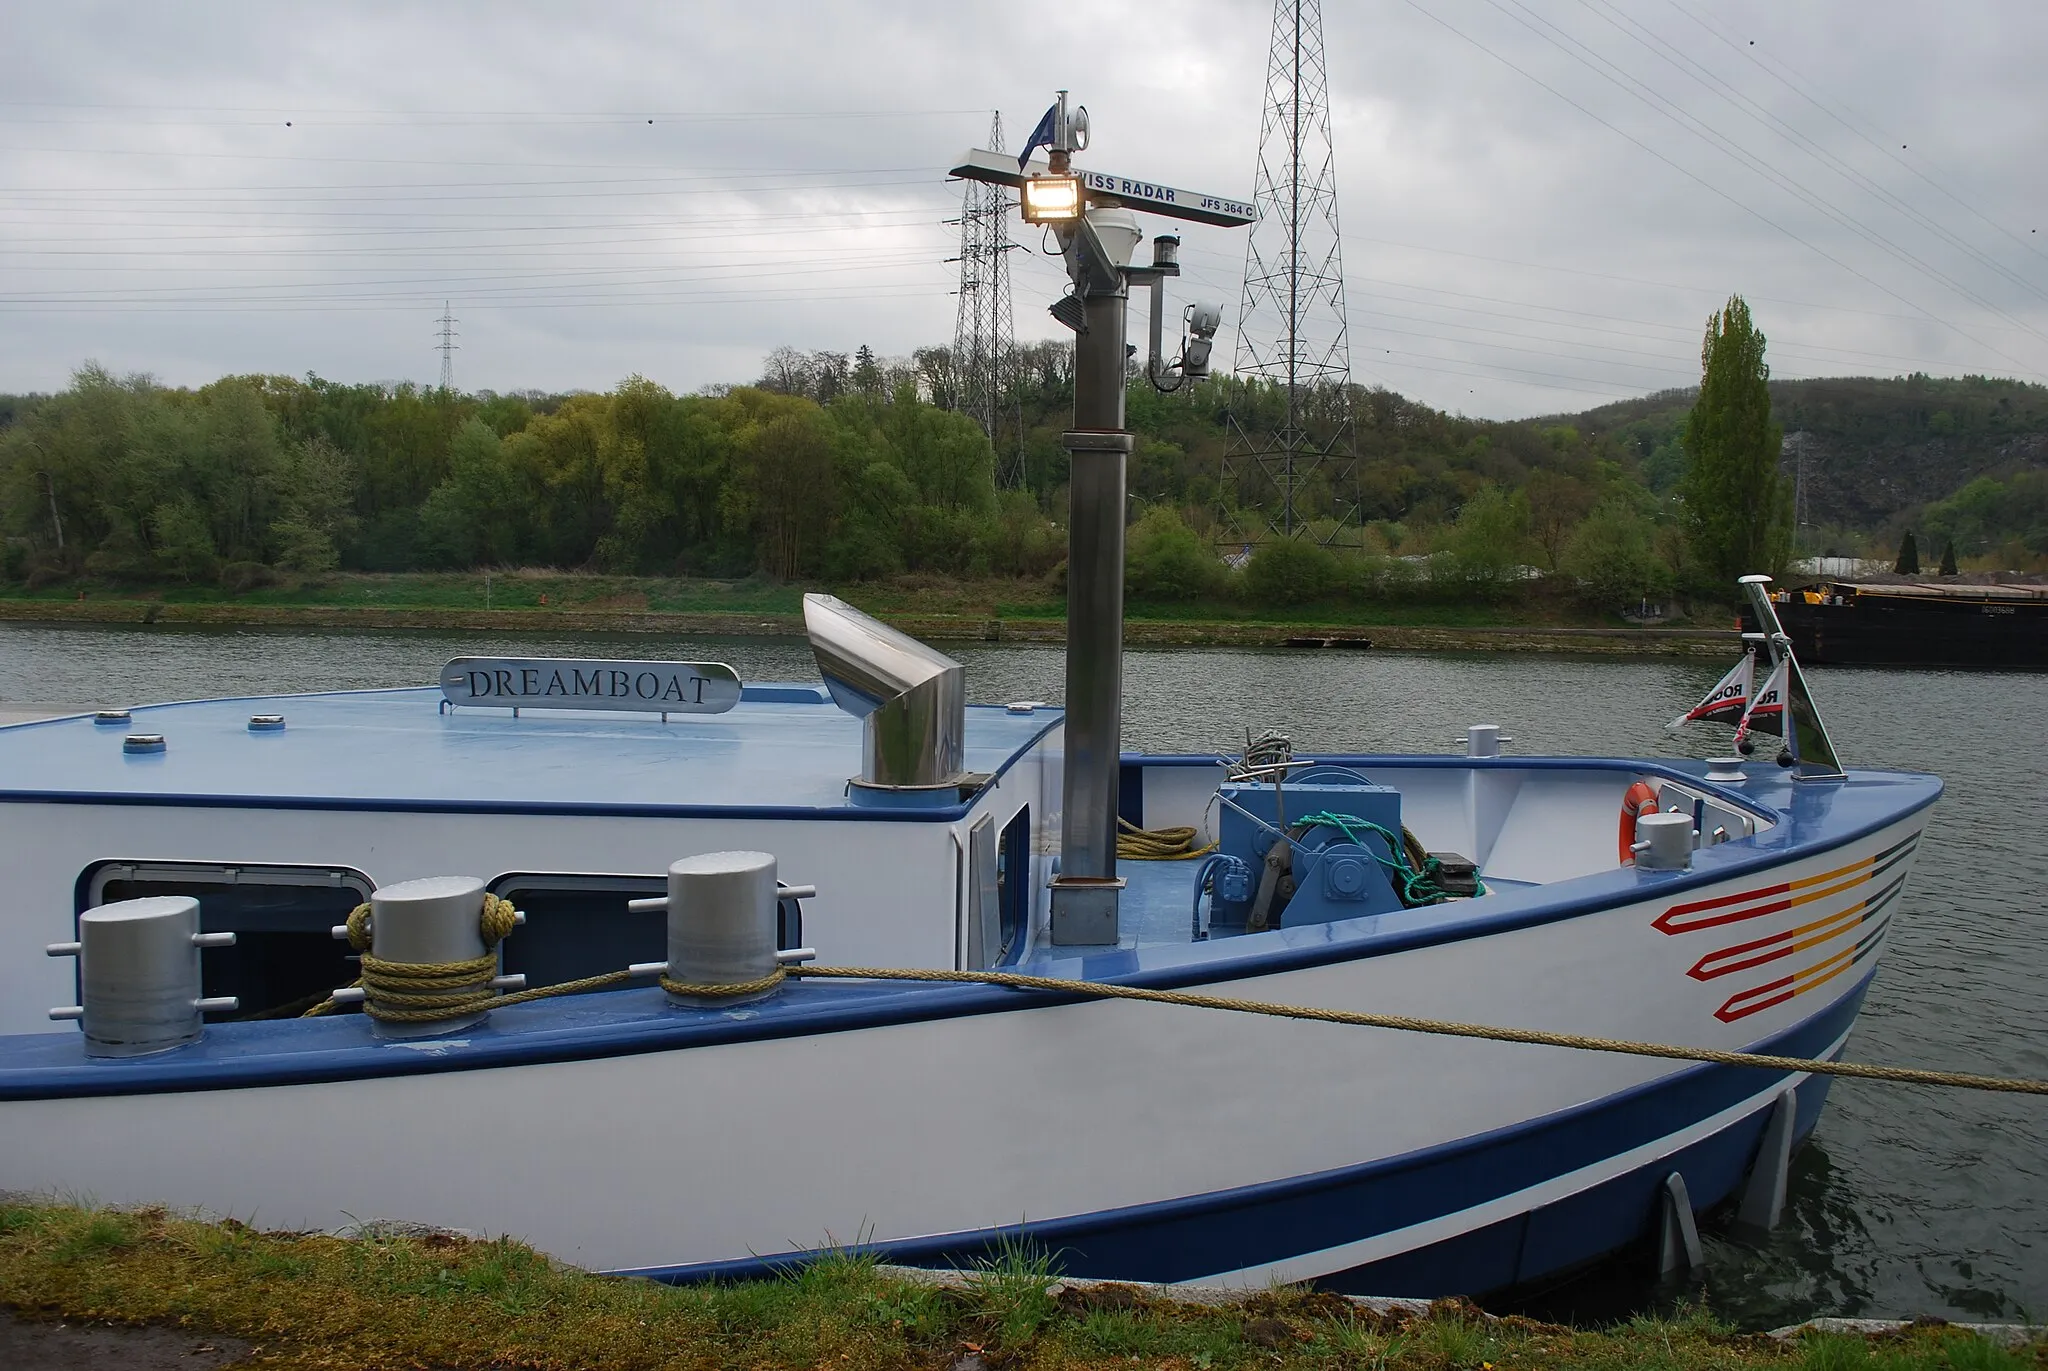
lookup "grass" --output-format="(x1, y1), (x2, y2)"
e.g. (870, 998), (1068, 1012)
(0, 1202), (2039, 1371)
(0, 569), (1717, 636)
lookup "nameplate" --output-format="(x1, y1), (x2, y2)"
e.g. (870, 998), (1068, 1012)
(439, 657), (741, 714)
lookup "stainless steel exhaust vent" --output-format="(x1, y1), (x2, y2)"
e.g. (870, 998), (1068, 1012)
(803, 593), (965, 789)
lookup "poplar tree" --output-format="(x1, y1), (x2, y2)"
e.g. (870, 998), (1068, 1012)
(1894, 530), (1920, 575)
(1680, 296), (1790, 587)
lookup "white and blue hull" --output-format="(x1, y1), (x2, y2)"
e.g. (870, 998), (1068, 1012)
(0, 784), (1927, 1291)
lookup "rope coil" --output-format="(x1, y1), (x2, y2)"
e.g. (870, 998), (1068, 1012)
(1117, 818), (1219, 861)
(306, 895), (788, 1021)
(307, 895), (635, 1022)
(658, 968), (786, 999)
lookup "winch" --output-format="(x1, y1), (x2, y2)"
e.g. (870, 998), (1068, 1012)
(1200, 762), (1477, 935)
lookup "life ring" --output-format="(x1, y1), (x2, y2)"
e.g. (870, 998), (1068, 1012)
(1618, 781), (1659, 865)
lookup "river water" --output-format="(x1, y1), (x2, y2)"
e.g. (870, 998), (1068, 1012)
(1, 621), (2042, 1327)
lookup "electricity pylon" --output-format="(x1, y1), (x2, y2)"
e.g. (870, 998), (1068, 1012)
(949, 113), (1024, 487)
(1224, 0), (1356, 544)
(435, 302), (459, 393)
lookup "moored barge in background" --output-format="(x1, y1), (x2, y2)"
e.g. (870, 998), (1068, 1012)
(1748, 578), (2048, 669)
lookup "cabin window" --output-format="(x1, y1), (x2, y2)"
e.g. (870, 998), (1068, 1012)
(489, 873), (805, 995)
(997, 806), (1031, 964)
(80, 862), (374, 1020)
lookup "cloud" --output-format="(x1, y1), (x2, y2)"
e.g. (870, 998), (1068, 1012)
(1, 0), (2042, 419)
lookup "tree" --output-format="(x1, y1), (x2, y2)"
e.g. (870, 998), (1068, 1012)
(1524, 468), (1593, 571)
(739, 405), (837, 578)
(193, 380), (284, 560)
(1563, 497), (1669, 606)
(878, 396), (995, 514)
(1679, 296), (1790, 587)
(151, 496), (217, 582)
(1243, 537), (1338, 606)
(757, 347), (812, 396)
(852, 345), (883, 397)
(269, 436), (360, 572)
(1126, 507), (1225, 602)
(1938, 539), (1958, 576)
(1894, 530), (1920, 574)
(1445, 483), (1531, 590)
(823, 459), (913, 580)
(418, 419), (527, 567)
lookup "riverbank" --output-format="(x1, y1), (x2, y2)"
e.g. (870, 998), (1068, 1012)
(1, 1203), (2037, 1371)
(0, 573), (1738, 655)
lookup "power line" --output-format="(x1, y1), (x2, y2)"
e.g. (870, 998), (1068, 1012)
(1180, 236), (2023, 391)
(1484, 0), (2048, 350)
(1571, 0), (2047, 308)
(0, 101), (984, 119)
(0, 258), (951, 308)
(1660, 0), (2048, 267)
(1182, 239), (2026, 374)
(1399, 0), (2046, 382)
(0, 283), (948, 316)
(0, 165), (941, 193)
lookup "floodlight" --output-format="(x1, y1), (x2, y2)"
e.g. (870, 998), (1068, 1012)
(1020, 174), (1083, 224)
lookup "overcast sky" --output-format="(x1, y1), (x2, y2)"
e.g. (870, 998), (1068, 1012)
(2, 0), (2043, 419)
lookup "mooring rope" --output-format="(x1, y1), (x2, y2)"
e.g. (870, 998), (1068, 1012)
(659, 967), (786, 999)
(1117, 818), (1219, 860)
(783, 965), (2048, 1097)
(294, 900), (2045, 1096)
(305, 896), (636, 1021)
(303, 896), (791, 1021)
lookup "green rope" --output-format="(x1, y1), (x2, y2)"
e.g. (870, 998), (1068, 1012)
(1292, 811), (1484, 906)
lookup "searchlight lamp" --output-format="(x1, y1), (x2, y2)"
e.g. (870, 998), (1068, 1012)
(1020, 174), (1083, 224)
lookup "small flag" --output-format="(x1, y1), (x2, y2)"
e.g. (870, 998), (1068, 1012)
(1735, 658), (1788, 747)
(1018, 104), (1058, 170)
(1669, 653), (1754, 731)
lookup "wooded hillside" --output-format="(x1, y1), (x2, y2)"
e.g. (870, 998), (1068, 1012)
(1564, 373), (2048, 546)
(3, 354), (2044, 608)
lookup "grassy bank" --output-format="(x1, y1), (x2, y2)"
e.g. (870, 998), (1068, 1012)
(0, 572), (1740, 655)
(2, 1203), (2037, 1371)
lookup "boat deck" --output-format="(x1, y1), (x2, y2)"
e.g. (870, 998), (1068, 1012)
(0, 687), (1061, 816)
(1116, 857), (1536, 949)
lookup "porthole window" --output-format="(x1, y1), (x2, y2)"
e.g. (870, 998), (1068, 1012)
(80, 862), (374, 1019)
(489, 873), (806, 995)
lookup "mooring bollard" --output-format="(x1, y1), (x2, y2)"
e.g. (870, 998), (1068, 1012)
(358, 875), (495, 1038)
(1632, 810), (1697, 871)
(47, 895), (237, 1057)
(1462, 724), (1512, 758)
(660, 851), (783, 1008)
